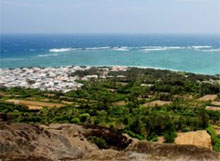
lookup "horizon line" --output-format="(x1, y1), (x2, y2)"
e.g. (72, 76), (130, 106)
(1, 32), (220, 36)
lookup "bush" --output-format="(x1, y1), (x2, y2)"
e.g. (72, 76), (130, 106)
(53, 115), (70, 123)
(164, 131), (177, 143)
(0, 102), (28, 113)
(71, 117), (80, 123)
(145, 111), (175, 136)
(199, 109), (209, 129)
(147, 133), (158, 142)
(20, 115), (42, 123)
(150, 136), (158, 142)
(79, 113), (90, 122)
(87, 136), (107, 149)
(206, 125), (220, 152)
(124, 130), (144, 140)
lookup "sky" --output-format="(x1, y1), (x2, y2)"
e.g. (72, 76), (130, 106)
(0, 0), (220, 34)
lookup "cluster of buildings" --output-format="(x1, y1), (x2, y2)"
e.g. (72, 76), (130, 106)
(0, 66), (88, 93)
(0, 66), (128, 93)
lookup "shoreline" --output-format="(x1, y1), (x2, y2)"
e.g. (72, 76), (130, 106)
(0, 65), (219, 93)
(0, 64), (219, 76)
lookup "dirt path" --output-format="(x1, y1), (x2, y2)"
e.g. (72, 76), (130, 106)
(216, 130), (220, 135)
(6, 99), (64, 110)
(143, 100), (171, 107)
(212, 101), (220, 106)
(112, 101), (127, 106)
(198, 94), (218, 101)
(206, 106), (220, 111)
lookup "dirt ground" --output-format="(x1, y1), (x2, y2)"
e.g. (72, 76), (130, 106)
(61, 100), (75, 105)
(5, 99), (64, 110)
(216, 130), (220, 135)
(143, 100), (171, 107)
(116, 82), (128, 86)
(212, 101), (220, 106)
(197, 94), (218, 101)
(112, 101), (127, 106)
(205, 106), (220, 111)
(175, 130), (212, 150)
(157, 136), (165, 143)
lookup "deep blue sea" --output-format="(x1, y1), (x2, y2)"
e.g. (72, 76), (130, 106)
(0, 34), (220, 75)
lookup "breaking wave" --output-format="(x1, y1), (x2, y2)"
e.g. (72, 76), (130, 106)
(47, 46), (218, 54)
(141, 46), (219, 52)
(142, 46), (186, 52)
(49, 46), (130, 52)
(85, 46), (129, 51)
(85, 47), (111, 50)
(190, 46), (212, 49)
(49, 48), (75, 53)
(112, 47), (129, 51)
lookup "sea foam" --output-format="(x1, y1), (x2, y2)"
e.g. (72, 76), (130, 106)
(190, 46), (212, 49)
(142, 46), (185, 52)
(49, 48), (74, 53)
(47, 46), (217, 53)
(85, 47), (111, 50)
(112, 47), (129, 51)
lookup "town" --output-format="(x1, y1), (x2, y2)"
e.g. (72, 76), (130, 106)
(0, 66), (128, 93)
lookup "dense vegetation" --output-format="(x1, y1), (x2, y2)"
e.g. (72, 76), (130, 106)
(0, 101), (212, 142)
(0, 67), (219, 150)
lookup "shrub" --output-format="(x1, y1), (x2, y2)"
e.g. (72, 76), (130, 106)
(79, 113), (90, 122)
(0, 102), (28, 113)
(164, 131), (177, 143)
(199, 109), (209, 129)
(147, 133), (158, 142)
(124, 130), (144, 140)
(87, 136), (107, 149)
(20, 115), (42, 123)
(53, 115), (70, 123)
(150, 136), (158, 142)
(206, 125), (220, 152)
(145, 111), (175, 136)
(71, 117), (80, 123)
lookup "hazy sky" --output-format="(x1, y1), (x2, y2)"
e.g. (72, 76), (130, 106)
(1, 0), (220, 34)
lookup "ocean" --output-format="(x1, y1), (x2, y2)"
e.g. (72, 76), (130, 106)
(0, 34), (220, 75)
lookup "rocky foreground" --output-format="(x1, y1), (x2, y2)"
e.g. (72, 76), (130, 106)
(0, 123), (219, 161)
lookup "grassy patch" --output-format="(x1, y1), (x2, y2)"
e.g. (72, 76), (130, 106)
(206, 125), (220, 152)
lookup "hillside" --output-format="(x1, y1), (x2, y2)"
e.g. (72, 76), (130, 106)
(0, 123), (220, 161)
(0, 67), (220, 160)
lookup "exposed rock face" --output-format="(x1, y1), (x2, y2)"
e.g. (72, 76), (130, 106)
(126, 141), (219, 161)
(0, 123), (220, 161)
(0, 123), (96, 161)
(175, 130), (212, 150)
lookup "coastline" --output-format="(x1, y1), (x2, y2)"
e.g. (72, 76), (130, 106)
(0, 64), (219, 76)
(0, 65), (219, 94)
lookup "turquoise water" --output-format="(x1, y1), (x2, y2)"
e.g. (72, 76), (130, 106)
(0, 34), (220, 75)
